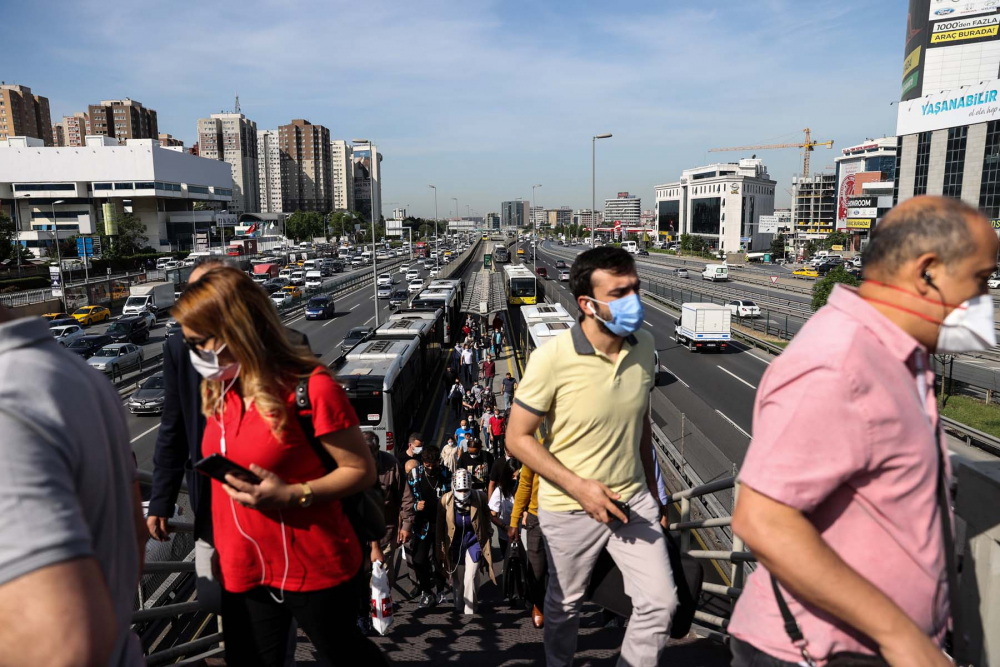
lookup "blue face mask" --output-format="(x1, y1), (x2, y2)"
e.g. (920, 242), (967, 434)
(586, 293), (644, 337)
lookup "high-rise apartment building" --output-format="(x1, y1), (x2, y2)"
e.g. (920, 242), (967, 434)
(87, 99), (158, 144)
(791, 173), (837, 234)
(257, 129), (282, 213)
(331, 139), (354, 211)
(485, 212), (501, 229)
(546, 207), (573, 229)
(53, 112), (90, 147)
(0, 84), (53, 145)
(501, 200), (528, 228)
(573, 209), (602, 230)
(604, 192), (642, 228)
(530, 206), (546, 228)
(279, 119), (332, 212)
(198, 112), (259, 214)
(352, 141), (381, 222)
(393, 207), (408, 219)
(158, 133), (183, 147)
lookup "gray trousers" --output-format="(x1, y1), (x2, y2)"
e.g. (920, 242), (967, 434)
(538, 489), (678, 667)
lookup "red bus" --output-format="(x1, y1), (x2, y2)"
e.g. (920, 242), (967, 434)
(415, 241), (428, 258)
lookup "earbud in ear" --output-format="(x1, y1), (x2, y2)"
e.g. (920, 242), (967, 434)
(923, 272), (933, 284)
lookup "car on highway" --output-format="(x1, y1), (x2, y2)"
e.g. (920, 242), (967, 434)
(341, 326), (373, 353)
(726, 300), (761, 318)
(305, 295), (336, 320)
(406, 269), (420, 281)
(87, 342), (144, 378)
(106, 316), (151, 344)
(793, 267), (818, 278)
(270, 291), (292, 308)
(377, 284), (393, 299)
(65, 333), (113, 359)
(128, 372), (166, 415)
(42, 311), (71, 322)
(260, 280), (282, 295)
(389, 289), (409, 308)
(52, 324), (85, 346)
(407, 278), (424, 294)
(290, 271), (306, 286)
(990, 276), (1000, 290)
(48, 316), (78, 329)
(351, 256), (365, 267)
(428, 267), (440, 278)
(536, 267), (548, 278)
(377, 273), (393, 287)
(555, 260), (567, 269)
(281, 285), (302, 300)
(559, 270), (570, 281)
(71, 305), (112, 326)
(637, 249), (649, 256)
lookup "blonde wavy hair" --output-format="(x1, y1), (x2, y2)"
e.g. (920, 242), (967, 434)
(172, 265), (322, 436)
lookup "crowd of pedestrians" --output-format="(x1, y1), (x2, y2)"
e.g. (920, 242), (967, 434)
(2, 200), (982, 666)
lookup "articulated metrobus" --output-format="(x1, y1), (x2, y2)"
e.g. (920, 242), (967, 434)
(519, 303), (577, 363)
(502, 264), (539, 306)
(493, 242), (509, 263)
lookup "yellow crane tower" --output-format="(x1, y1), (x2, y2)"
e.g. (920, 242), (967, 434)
(708, 128), (834, 177)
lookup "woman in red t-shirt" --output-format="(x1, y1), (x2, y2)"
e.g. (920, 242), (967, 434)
(173, 266), (387, 667)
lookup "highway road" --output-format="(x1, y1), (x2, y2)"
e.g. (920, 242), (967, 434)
(125, 255), (454, 471)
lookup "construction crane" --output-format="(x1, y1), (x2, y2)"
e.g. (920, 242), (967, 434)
(709, 128), (834, 178)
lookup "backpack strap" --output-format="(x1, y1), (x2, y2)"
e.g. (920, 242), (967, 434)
(295, 376), (336, 472)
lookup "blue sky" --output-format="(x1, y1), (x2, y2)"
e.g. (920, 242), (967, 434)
(3, 0), (907, 216)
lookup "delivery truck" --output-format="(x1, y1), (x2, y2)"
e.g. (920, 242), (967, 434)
(674, 302), (731, 352)
(252, 263), (280, 283)
(122, 281), (176, 320)
(227, 238), (258, 257)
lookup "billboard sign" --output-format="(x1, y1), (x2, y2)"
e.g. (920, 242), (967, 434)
(897, 79), (1000, 134)
(49, 265), (63, 297)
(758, 215), (778, 234)
(837, 161), (862, 230)
(847, 195), (877, 208)
(901, 0), (931, 102)
(930, 14), (1000, 45)
(928, 0), (1000, 20)
(847, 219), (873, 229)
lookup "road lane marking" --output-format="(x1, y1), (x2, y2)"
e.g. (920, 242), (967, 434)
(286, 315), (305, 325)
(717, 365), (756, 389)
(131, 424), (159, 444)
(644, 320), (653, 326)
(660, 365), (689, 388)
(745, 352), (771, 365)
(364, 316), (374, 325)
(715, 409), (751, 439)
(350, 303), (360, 310)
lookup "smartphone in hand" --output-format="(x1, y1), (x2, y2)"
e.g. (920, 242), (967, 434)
(609, 499), (631, 525)
(194, 454), (262, 485)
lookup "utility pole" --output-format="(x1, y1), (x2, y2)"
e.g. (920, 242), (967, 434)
(592, 133), (612, 247)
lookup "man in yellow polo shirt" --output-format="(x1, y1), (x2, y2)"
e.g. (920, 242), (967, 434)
(507, 246), (678, 667)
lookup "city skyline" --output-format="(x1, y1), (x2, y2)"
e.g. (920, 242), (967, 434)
(2, 0), (905, 217)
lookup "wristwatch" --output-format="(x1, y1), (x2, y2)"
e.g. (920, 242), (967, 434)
(298, 482), (314, 508)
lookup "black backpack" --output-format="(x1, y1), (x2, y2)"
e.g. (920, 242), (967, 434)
(294, 378), (386, 543)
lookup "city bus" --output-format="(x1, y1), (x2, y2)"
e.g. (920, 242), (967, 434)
(427, 278), (466, 306)
(373, 316), (443, 374)
(503, 264), (539, 306)
(332, 338), (423, 453)
(409, 287), (460, 344)
(519, 303), (576, 363)
(493, 242), (509, 263)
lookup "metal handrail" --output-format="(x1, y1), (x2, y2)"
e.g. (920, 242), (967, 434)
(941, 415), (1000, 457)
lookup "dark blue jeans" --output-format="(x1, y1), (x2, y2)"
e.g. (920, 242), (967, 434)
(730, 638), (800, 667)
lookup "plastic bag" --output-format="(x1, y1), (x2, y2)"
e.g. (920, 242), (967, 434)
(371, 560), (394, 635)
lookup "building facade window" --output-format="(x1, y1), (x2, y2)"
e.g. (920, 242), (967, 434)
(979, 120), (1000, 218)
(913, 131), (932, 196)
(893, 136), (903, 206)
(942, 126), (968, 199)
(691, 197), (722, 235)
(657, 200), (680, 235)
(12, 183), (75, 191)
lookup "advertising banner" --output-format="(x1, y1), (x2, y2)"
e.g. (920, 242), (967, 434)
(49, 265), (63, 297)
(929, 0), (999, 20)
(837, 161), (862, 230)
(904, 45), (922, 76)
(902, 0), (931, 101)
(847, 219), (873, 229)
(897, 78), (1000, 135)
(847, 195), (878, 208)
(102, 202), (119, 236)
(758, 215), (778, 234)
(930, 14), (1000, 45)
(848, 207), (878, 218)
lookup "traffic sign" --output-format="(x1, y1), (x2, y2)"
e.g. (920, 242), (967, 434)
(769, 275), (778, 285)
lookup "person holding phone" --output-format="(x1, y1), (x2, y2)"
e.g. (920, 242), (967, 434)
(173, 265), (386, 667)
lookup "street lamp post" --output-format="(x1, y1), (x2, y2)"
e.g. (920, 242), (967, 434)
(592, 133), (612, 247)
(51, 199), (68, 312)
(532, 184), (542, 272)
(428, 185), (439, 271)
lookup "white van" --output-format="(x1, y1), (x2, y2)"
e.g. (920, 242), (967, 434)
(702, 264), (729, 282)
(305, 270), (323, 291)
(621, 241), (639, 254)
(303, 259), (317, 272)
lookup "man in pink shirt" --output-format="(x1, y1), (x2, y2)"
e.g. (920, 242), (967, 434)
(730, 196), (998, 667)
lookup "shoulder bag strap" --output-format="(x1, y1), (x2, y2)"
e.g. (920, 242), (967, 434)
(294, 377), (336, 472)
(770, 576), (817, 666)
(935, 427), (962, 653)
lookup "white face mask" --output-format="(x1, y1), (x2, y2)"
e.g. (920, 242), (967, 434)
(412, 446), (424, 455)
(189, 342), (241, 381)
(936, 294), (997, 354)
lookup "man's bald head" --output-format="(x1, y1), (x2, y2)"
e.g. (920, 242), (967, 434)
(862, 196), (989, 279)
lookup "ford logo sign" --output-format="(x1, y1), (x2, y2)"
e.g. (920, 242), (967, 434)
(934, 8), (954, 14)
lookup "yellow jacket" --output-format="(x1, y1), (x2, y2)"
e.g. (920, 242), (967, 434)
(510, 464), (539, 529)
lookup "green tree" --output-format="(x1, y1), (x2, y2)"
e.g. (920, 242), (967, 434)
(109, 213), (149, 257)
(812, 266), (861, 311)
(0, 212), (17, 263)
(679, 233), (693, 253)
(804, 240), (818, 260)
(823, 231), (849, 250)
(769, 233), (786, 259)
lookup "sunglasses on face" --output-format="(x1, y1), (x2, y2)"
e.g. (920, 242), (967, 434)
(182, 335), (215, 354)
